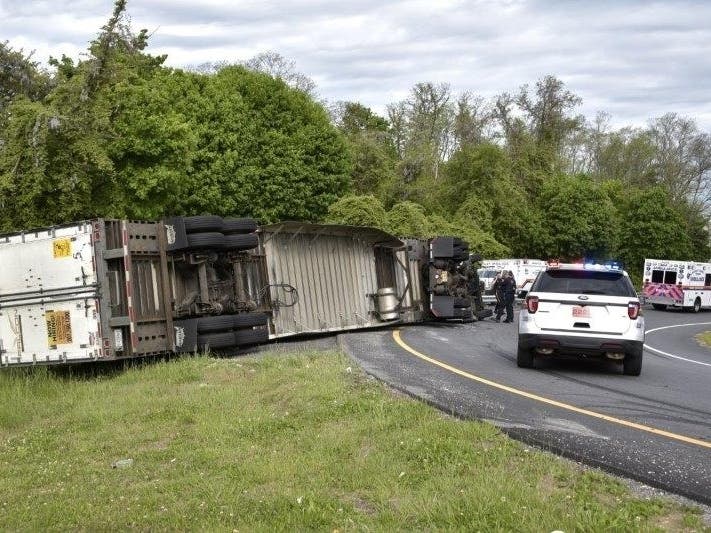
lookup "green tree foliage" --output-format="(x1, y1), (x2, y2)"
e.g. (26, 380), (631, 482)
(441, 143), (508, 216)
(617, 187), (698, 273)
(0, 1), (349, 230)
(385, 201), (431, 237)
(535, 174), (617, 260)
(428, 213), (509, 257)
(0, 42), (52, 117)
(0, 0), (173, 229)
(178, 66), (350, 223)
(324, 195), (508, 256)
(332, 102), (397, 199)
(325, 195), (387, 227)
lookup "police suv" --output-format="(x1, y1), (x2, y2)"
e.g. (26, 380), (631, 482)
(517, 261), (645, 375)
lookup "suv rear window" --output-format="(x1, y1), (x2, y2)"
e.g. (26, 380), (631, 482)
(532, 269), (637, 297)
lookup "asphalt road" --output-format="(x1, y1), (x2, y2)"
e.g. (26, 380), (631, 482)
(340, 306), (711, 505)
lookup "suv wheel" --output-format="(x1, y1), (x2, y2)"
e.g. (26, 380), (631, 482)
(623, 344), (643, 376)
(517, 344), (534, 368)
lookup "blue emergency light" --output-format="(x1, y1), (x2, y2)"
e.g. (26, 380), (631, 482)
(583, 260), (623, 271)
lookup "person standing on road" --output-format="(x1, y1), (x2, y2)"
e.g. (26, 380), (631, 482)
(496, 271), (516, 323)
(492, 272), (504, 321)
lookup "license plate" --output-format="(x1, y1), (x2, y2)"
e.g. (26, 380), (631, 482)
(572, 306), (590, 318)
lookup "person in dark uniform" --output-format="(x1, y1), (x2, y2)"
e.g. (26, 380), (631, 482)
(492, 272), (504, 321)
(496, 271), (516, 322)
(465, 254), (485, 313)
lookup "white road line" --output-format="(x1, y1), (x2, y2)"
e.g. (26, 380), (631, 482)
(644, 322), (711, 367)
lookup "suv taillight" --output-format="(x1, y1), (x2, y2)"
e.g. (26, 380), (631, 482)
(628, 301), (641, 319)
(526, 296), (539, 313)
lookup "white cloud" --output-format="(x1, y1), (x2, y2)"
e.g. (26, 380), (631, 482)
(1, 0), (710, 130)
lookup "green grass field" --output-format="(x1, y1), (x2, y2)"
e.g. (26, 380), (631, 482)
(0, 350), (707, 531)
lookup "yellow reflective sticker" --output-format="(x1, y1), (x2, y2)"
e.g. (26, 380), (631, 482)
(46, 311), (73, 347)
(53, 238), (71, 258)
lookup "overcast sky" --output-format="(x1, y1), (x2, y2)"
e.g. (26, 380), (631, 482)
(2, 0), (710, 131)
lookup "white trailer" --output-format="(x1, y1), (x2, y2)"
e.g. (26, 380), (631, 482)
(642, 258), (711, 312)
(478, 258), (547, 304)
(0, 218), (482, 367)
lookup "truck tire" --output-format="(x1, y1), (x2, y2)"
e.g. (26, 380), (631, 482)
(234, 328), (269, 346)
(453, 297), (470, 308)
(183, 215), (224, 233)
(222, 218), (258, 234)
(233, 312), (269, 328)
(623, 344), (643, 376)
(197, 312), (269, 334)
(197, 315), (235, 334)
(198, 332), (236, 350)
(453, 307), (474, 321)
(517, 343), (534, 368)
(693, 298), (702, 313)
(223, 233), (259, 251)
(186, 232), (225, 250)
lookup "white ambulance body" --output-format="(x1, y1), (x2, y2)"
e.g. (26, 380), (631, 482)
(478, 259), (547, 304)
(642, 258), (711, 312)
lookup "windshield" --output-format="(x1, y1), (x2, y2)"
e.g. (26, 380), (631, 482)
(532, 269), (636, 297)
(478, 269), (499, 278)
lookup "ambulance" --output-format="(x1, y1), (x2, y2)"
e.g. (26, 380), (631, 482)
(478, 259), (547, 304)
(642, 258), (711, 312)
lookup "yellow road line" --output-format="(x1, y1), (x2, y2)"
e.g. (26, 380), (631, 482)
(393, 330), (711, 450)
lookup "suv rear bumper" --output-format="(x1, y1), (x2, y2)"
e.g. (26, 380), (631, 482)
(519, 333), (643, 356)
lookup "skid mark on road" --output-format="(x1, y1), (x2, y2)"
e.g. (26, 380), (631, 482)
(393, 330), (711, 450)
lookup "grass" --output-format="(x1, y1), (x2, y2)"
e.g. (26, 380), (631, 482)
(695, 331), (711, 349)
(0, 350), (707, 531)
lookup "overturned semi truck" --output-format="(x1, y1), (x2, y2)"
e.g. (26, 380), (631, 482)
(0, 216), (487, 367)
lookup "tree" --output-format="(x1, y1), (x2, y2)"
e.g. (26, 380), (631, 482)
(0, 41), (52, 116)
(244, 51), (316, 96)
(325, 195), (387, 227)
(383, 83), (457, 206)
(616, 187), (697, 277)
(590, 126), (656, 187)
(0, 1), (350, 230)
(0, 0), (170, 229)
(428, 213), (510, 257)
(385, 201), (432, 237)
(647, 113), (711, 214)
(452, 92), (494, 148)
(441, 143), (509, 216)
(331, 102), (397, 198)
(177, 66), (350, 223)
(535, 174), (616, 260)
(516, 75), (584, 158)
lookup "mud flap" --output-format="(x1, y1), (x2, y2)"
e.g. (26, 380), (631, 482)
(173, 318), (199, 353)
(164, 216), (189, 253)
(430, 295), (455, 318)
(430, 237), (455, 258)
